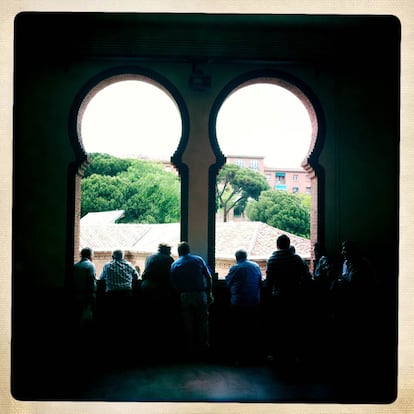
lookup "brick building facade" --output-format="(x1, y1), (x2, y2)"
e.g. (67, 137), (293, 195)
(226, 155), (311, 194)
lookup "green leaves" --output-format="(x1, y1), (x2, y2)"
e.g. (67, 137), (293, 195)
(246, 190), (310, 238)
(81, 154), (180, 223)
(81, 154), (310, 237)
(83, 153), (134, 177)
(216, 163), (270, 221)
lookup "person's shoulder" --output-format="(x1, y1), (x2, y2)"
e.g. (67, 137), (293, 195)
(246, 259), (259, 267)
(292, 253), (306, 263)
(193, 254), (206, 263)
(228, 262), (239, 271)
(267, 251), (278, 259)
(292, 253), (307, 266)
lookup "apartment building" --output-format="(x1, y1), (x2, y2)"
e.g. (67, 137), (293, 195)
(226, 155), (311, 194)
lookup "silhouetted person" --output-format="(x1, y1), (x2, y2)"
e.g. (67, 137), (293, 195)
(170, 241), (213, 358)
(72, 247), (97, 329)
(313, 242), (334, 290)
(99, 249), (140, 352)
(309, 242), (335, 367)
(124, 251), (141, 291)
(339, 240), (375, 293)
(100, 249), (140, 295)
(265, 234), (311, 370)
(331, 240), (375, 316)
(141, 243), (177, 356)
(141, 243), (175, 299)
(225, 249), (263, 364)
(312, 241), (335, 316)
(330, 240), (378, 383)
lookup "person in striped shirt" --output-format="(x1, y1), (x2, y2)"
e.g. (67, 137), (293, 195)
(100, 249), (139, 294)
(99, 250), (140, 349)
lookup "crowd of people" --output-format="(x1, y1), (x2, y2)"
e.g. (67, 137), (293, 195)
(71, 235), (378, 374)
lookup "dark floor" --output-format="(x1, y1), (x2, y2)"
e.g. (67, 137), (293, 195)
(72, 359), (338, 403)
(11, 288), (397, 404)
(12, 334), (397, 404)
(14, 338), (393, 404)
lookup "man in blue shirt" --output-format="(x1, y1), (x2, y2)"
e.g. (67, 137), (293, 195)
(170, 242), (213, 357)
(225, 249), (262, 364)
(226, 249), (262, 307)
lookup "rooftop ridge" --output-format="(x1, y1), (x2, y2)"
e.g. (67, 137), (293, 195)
(247, 221), (261, 255)
(80, 221), (311, 259)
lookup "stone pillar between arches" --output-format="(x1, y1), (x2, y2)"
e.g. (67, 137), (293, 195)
(181, 110), (215, 262)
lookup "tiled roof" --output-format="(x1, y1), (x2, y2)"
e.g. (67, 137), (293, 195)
(80, 210), (125, 225)
(80, 224), (152, 251)
(80, 221), (310, 260)
(215, 221), (310, 259)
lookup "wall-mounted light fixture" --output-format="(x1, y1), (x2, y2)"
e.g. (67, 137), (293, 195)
(189, 62), (211, 91)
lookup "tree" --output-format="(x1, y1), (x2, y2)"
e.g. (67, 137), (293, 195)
(81, 174), (128, 216)
(246, 190), (310, 238)
(119, 165), (180, 223)
(81, 154), (180, 223)
(83, 153), (134, 178)
(216, 163), (270, 222)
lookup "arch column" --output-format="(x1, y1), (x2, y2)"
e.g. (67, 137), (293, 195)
(181, 101), (216, 261)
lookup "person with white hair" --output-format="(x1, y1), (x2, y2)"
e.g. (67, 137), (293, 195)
(225, 249), (263, 364)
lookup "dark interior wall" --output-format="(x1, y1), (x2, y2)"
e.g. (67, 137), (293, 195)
(12, 12), (399, 399)
(321, 64), (399, 260)
(13, 11), (400, 285)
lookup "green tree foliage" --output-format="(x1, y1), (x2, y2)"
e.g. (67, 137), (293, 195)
(83, 153), (134, 178)
(246, 190), (311, 238)
(81, 174), (128, 214)
(81, 154), (180, 223)
(216, 163), (270, 222)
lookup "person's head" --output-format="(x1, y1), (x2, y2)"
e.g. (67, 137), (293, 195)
(80, 247), (93, 260)
(112, 249), (124, 260)
(158, 243), (171, 255)
(235, 249), (247, 262)
(277, 234), (291, 250)
(177, 241), (190, 256)
(341, 240), (359, 262)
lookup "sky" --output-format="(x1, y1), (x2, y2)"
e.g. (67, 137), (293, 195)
(81, 80), (312, 168)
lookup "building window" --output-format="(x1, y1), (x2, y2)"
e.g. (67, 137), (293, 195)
(234, 159), (244, 168)
(275, 185), (287, 191)
(293, 174), (298, 181)
(292, 186), (299, 193)
(306, 186), (311, 194)
(249, 159), (259, 170)
(276, 172), (286, 184)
